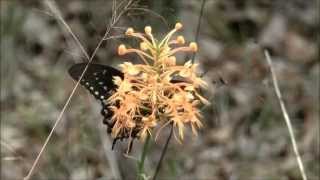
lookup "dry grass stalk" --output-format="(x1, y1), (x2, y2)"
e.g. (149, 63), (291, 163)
(264, 50), (308, 180)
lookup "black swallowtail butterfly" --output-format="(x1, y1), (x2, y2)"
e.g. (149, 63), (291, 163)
(68, 63), (186, 152)
(68, 63), (136, 151)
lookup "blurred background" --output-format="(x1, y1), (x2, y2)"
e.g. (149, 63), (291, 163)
(1, 0), (319, 179)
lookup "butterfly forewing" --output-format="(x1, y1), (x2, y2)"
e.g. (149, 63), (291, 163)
(68, 63), (123, 101)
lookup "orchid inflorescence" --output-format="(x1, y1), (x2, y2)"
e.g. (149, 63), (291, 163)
(108, 22), (209, 142)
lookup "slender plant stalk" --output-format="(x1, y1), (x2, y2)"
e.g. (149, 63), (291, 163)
(152, 124), (173, 180)
(191, 0), (206, 63)
(264, 50), (308, 180)
(137, 134), (151, 180)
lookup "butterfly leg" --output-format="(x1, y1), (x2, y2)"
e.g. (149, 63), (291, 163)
(126, 138), (134, 154)
(112, 138), (118, 150)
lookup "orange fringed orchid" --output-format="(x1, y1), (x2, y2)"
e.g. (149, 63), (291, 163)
(108, 22), (209, 142)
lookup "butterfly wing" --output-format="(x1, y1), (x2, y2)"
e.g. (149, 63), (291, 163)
(68, 63), (123, 100)
(68, 63), (124, 139)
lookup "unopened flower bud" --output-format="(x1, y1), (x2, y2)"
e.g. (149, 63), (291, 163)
(140, 42), (148, 51)
(177, 36), (185, 44)
(126, 28), (134, 35)
(145, 26), (152, 34)
(189, 42), (198, 52)
(118, 44), (127, 55)
(175, 22), (183, 30)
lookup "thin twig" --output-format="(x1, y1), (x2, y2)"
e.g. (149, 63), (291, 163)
(24, 1), (134, 179)
(264, 50), (308, 180)
(128, 7), (169, 29)
(44, 0), (90, 59)
(103, 35), (126, 40)
(191, 0), (206, 63)
(152, 124), (173, 180)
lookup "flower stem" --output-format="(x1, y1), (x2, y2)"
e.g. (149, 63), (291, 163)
(152, 124), (173, 180)
(191, 0), (207, 63)
(137, 134), (151, 180)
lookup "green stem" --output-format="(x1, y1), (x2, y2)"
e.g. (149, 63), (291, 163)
(137, 134), (151, 180)
(191, 0), (207, 63)
(152, 124), (173, 180)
